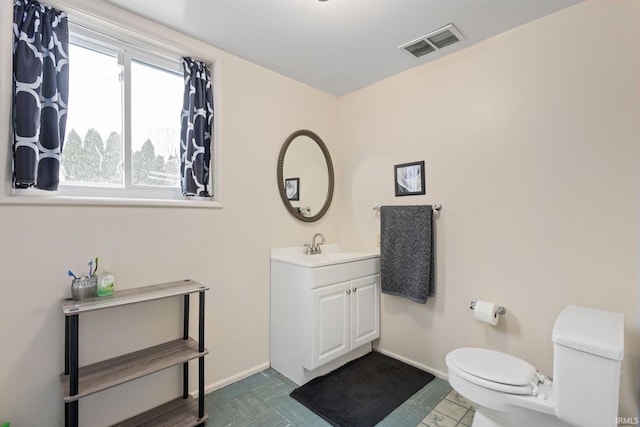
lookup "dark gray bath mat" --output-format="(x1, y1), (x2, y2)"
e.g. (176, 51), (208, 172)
(290, 351), (435, 426)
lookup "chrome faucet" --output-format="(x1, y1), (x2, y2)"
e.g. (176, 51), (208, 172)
(305, 233), (326, 255)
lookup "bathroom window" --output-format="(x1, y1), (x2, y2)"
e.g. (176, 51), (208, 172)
(7, 20), (219, 208)
(62, 36), (183, 192)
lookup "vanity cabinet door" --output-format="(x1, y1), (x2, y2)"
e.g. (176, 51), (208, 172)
(310, 281), (350, 369)
(350, 274), (380, 349)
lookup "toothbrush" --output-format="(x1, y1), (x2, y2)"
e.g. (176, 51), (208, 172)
(92, 257), (99, 277)
(88, 259), (93, 278)
(67, 270), (77, 280)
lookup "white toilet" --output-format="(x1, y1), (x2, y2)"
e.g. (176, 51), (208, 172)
(446, 305), (624, 427)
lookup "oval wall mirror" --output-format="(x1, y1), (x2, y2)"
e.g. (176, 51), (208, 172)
(277, 130), (334, 222)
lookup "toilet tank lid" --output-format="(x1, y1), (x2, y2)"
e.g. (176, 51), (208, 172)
(552, 305), (624, 360)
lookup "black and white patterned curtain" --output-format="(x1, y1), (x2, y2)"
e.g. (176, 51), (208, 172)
(12, 0), (69, 191)
(180, 57), (213, 197)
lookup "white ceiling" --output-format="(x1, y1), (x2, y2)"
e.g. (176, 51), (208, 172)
(103, 0), (583, 96)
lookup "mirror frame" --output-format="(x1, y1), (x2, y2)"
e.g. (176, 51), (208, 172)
(277, 130), (334, 222)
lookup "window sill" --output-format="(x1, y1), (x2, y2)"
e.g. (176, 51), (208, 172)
(0, 193), (222, 209)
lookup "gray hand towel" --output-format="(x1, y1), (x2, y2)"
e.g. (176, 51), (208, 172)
(380, 205), (434, 303)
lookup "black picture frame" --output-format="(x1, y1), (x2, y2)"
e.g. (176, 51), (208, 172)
(285, 177), (300, 201)
(394, 161), (425, 196)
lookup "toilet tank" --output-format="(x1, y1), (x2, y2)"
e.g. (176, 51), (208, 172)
(552, 305), (624, 427)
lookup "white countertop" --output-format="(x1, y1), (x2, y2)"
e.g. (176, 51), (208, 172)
(270, 243), (379, 267)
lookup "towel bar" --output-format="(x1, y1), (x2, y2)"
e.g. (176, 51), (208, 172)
(373, 204), (441, 212)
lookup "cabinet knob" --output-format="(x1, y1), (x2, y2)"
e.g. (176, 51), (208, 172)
(346, 289), (351, 294)
(352, 288), (357, 293)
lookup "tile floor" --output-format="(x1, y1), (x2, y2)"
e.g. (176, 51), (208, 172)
(204, 367), (475, 427)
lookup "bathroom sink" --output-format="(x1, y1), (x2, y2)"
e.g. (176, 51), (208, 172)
(314, 252), (354, 261)
(270, 243), (378, 267)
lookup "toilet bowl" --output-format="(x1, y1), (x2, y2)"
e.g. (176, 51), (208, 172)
(447, 347), (569, 427)
(446, 305), (624, 427)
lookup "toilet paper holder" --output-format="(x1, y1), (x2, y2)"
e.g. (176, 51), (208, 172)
(470, 300), (507, 316)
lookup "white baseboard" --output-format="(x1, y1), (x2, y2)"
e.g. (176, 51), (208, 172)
(191, 361), (271, 397)
(377, 348), (449, 380)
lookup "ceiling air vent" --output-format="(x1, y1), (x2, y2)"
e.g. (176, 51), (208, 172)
(399, 23), (464, 58)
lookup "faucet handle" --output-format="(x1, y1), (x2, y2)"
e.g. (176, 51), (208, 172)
(303, 244), (312, 255)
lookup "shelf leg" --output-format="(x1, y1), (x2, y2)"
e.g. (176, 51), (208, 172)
(198, 291), (205, 352)
(198, 291), (205, 419)
(199, 356), (205, 418)
(64, 315), (71, 427)
(69, 314), (79, 395)
(65, 316), (69, 375)
(68, 314), (79, 427)
(183, 363), (189, 399)
(183, 295), (190, 399)
(183, 294), (190, 339)
(66, 401), (78, 427)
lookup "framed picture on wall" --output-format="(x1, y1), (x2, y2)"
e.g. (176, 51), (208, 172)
(285, 178), (300, 201)
(394, 161), (425, 196)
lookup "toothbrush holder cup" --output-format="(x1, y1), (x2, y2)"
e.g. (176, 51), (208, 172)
(71, 276), (97, 301)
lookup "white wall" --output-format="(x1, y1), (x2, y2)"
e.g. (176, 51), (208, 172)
(0, 1), (340, 425)
(337, 0), (639, 418)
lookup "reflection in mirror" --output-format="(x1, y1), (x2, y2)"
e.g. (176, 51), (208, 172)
(284, 136), (327, 214)
(277, 130), (334, 222)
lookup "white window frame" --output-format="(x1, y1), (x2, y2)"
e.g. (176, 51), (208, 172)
(1, 4), (221, 209)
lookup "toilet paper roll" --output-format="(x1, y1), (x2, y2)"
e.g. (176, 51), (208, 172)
(474, 300), (500, 326)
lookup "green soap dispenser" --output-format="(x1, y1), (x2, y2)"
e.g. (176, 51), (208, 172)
(97, 262), (115, 297)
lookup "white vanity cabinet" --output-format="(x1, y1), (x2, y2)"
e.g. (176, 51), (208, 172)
(270, 245), (380, 385)
(310, 274), (380, 369)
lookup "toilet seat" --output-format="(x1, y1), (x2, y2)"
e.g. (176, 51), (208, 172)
(447, 348), (539, 395)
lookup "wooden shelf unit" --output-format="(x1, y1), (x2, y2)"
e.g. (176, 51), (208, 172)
(60, 279), (209, 427)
